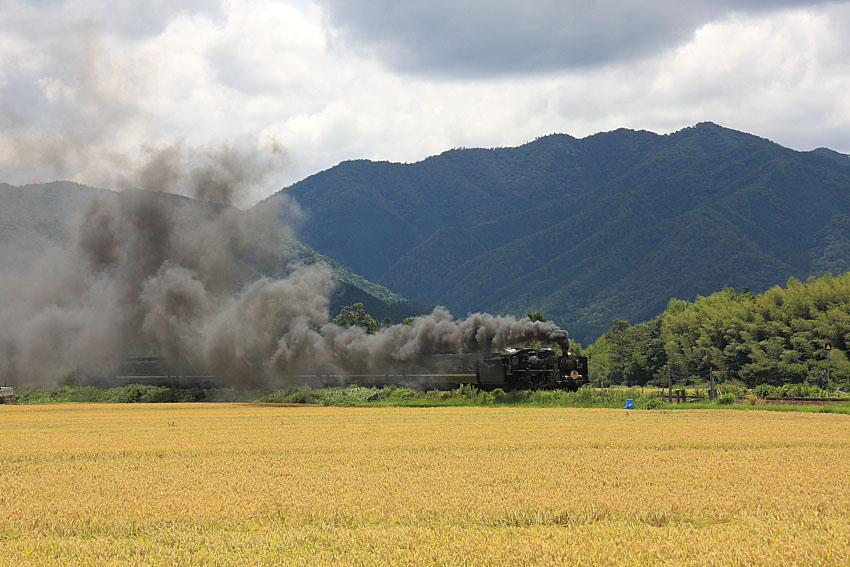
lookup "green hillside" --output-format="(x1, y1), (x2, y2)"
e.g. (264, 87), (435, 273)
(259, 123), (850, 343)
(0, 182), (427, 323)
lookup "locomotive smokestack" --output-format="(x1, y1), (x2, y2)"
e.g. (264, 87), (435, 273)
(560, 338), (570, 357)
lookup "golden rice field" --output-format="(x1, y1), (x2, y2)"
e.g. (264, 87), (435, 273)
(2, 404), (850, 566)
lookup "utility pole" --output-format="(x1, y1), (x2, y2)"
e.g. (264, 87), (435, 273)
(709, 370), (716, 401)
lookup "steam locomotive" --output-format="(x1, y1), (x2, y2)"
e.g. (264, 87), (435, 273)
(322, 342), (590, 392)
(479, 345), (589, 391)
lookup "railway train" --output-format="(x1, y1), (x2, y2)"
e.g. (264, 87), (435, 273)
(114, 357), (220, 388)
(114, 343), (590, 392)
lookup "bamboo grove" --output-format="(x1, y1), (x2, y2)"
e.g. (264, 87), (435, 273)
(587, 272), (850, 388)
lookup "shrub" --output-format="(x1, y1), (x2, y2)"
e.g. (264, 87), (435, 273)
(262, 385), (320, 404)
(720, 380), (748, 398)
(451, 384), (480, 399)
(640, 397), (664, 410)
(778, 382), (824, 398)
(528, 389), (572, 407)
(753, 384), (776, 398)
(384, 387), (419, 401)
(504, 389), (532, 404)
(491, 388), (508, 403)
(716, 393), (736, 405)
(58, 370), (83, 387)
(573, 385), (598, 405)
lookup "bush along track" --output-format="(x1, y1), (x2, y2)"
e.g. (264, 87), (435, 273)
(10, 384), (850, 413)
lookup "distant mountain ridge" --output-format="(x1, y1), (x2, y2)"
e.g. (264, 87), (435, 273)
(258, 122), (850, 343)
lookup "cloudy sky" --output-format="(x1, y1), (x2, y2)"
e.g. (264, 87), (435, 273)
(1, 0), (849, 205)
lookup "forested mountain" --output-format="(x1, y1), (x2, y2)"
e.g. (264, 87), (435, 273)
(259, 122), (850, 343)
(0, 182), (427, 323)
(589, 273), (850, 388)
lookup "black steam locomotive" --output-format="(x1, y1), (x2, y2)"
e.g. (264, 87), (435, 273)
(328, 343), (589, 392)
(477, 346), (589, 391)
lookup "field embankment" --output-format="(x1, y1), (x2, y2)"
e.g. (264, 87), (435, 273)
(13, 383), (850, 415)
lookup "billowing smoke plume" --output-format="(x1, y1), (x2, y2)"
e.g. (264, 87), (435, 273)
(0, 174), (569, 387)
(0, 156), (296, 385)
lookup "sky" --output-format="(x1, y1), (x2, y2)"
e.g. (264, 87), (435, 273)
(1, 0), (849, 206)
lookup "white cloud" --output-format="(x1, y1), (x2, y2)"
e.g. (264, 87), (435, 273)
(0, 0), (848, 205)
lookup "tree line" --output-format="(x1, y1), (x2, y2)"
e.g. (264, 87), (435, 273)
(587, 273), (850, 389)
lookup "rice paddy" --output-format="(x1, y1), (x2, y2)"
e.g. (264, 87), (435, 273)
(2, 404), (849, 566)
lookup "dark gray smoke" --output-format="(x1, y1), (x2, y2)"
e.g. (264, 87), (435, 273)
(0, 180), (293, 385)
(0, 172), (570, 387)
(307, 308), (569, 376)
(127, 140), (289, 207)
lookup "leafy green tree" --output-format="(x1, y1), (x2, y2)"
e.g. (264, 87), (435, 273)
(592, 318), (665, 386)
(332, 302), (380, 334)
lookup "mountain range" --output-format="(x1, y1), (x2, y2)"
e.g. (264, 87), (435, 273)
(258, 122), (850, 344)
